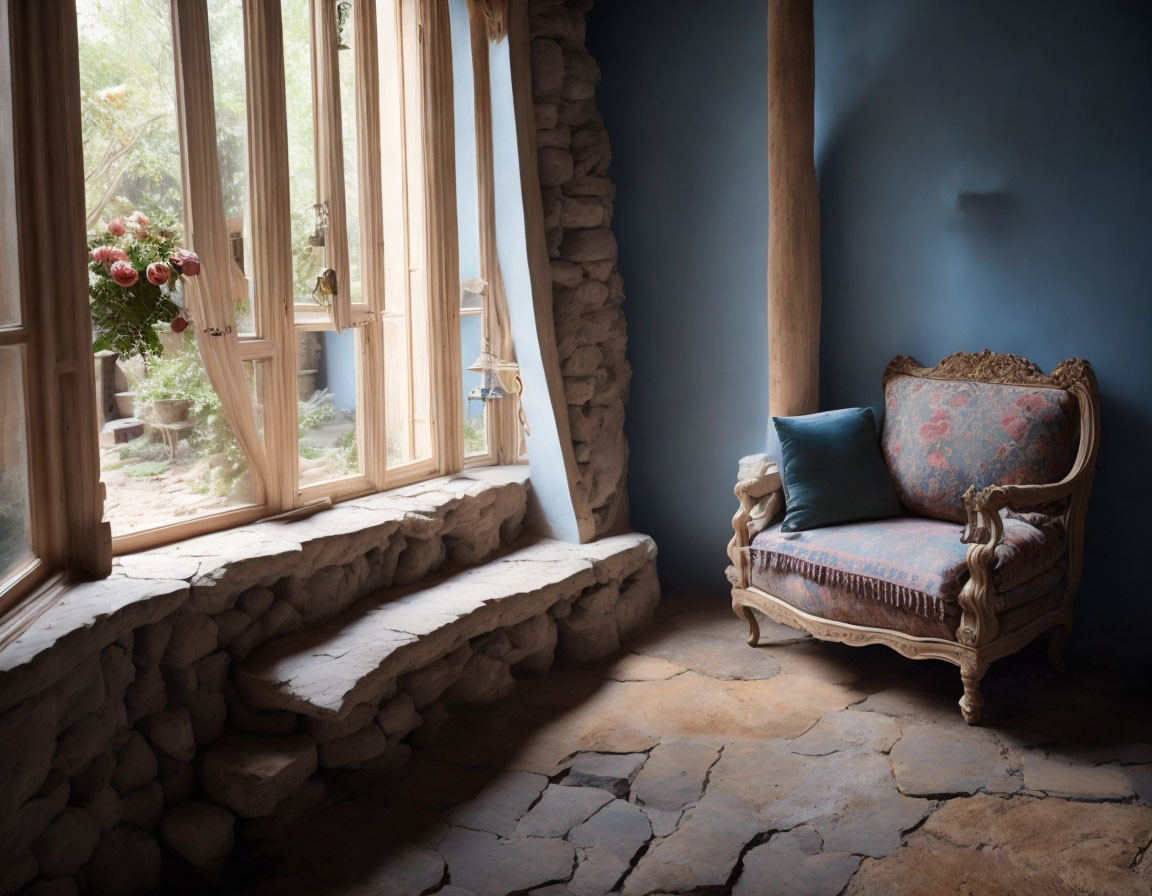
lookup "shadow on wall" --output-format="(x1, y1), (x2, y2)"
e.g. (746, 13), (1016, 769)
(587, 0), (769, 591)
(816, 0), (1152, 667)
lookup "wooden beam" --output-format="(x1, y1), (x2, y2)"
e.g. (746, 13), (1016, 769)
(767, 0), (821, 420)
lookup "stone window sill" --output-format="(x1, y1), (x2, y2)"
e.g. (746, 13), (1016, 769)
(0, 466), (531, 714)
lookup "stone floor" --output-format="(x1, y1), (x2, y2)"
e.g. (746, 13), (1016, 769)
(199, 593), (1152, 896)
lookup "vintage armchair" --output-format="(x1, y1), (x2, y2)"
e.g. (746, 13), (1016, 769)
(726, 350), (1100, 724)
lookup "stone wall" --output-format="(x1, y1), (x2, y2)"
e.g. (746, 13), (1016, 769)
(0, 471), (660, 895)
(531, 0), (632, 538)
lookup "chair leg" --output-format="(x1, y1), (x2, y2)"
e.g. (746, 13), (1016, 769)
(1048, 624), (1070, 673)
(959, 660), (989, 725)
(732, 602), (760, 647)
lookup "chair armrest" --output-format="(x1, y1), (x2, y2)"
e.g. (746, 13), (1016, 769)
(955, 417), (1096, 646)
(726, 455), (784, 588)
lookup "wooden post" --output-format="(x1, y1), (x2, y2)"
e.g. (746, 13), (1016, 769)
(767, 0), (821, 420)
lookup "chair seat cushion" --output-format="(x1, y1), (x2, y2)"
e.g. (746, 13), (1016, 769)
(748, 513), (1066, 630)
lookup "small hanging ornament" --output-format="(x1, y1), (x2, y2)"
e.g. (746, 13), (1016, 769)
(467, 349), (530, 436)
(336, 1), (353, 50)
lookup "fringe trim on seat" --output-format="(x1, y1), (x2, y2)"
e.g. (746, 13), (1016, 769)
(752, 550), (947, 621)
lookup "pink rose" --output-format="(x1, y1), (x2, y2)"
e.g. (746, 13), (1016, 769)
(92, 245), (129, 265)
(107, 218), (126, 237)
(170, 249), (200, 276)
(170, 315), (190, 333)
(926, 450), (949, 469)
(128, 210), (150, 228)
(110, 260), (139, 287)
(146, 262), (170, 286)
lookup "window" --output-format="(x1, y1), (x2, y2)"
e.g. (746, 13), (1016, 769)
(450, 0), (520, 466)
(0, 8), (31, 593)
(2, 0), (525, 611)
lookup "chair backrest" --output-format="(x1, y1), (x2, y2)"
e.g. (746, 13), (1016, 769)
(880, 351), (1087, 523)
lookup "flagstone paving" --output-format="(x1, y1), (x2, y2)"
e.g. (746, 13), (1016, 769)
(206, 593), (1152, 896)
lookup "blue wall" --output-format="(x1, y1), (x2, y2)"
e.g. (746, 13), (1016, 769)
(587, 0), (770, 588)
(589, 0), (1152, 660)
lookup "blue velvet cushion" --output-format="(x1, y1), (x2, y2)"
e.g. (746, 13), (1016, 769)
(773, 408), (902, 532)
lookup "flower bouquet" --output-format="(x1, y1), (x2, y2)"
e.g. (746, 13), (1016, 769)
(88, 210), (200, 358)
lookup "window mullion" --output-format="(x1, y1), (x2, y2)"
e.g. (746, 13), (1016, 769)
(242, 1), (298, 512)
(354, 0), (388, 489)
(311, 0), (353, 331)
(418, 0), (463, 475)
(8, 0), (109, 583)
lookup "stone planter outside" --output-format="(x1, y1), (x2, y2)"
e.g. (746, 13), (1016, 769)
(152, 398), (192, 424)
(296, 331), (322, 369)
(115, 391), (137, 419)
(297, 369), (319, 402)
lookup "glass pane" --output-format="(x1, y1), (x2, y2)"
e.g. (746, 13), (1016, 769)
(461, 310), (487, 456)
(99, 334), (255, 536)
(283, 0), (323, 309)
(449, 0), (488, 458)
(78, 0), (183, 237)
(79, 0), (189, 362)
(338, 4), (362, 304)
(0, 348), (34, 584)
(0, 20), (17, 328)
(244, 359), (268, 444)
(79, 0), (255, 538)
(209, 0), (255, 334)
(384, 310), (411, 466)
(298, 328), (361, 486)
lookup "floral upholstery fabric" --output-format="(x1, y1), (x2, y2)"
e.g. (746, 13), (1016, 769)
(751, 564), (961, 639)
(748, 513), (1066, 630)
(749, 564), (1066, 641)
(881, 375), (1077, 522)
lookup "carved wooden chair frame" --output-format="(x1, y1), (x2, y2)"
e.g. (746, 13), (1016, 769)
(726, 350), (1100, 724)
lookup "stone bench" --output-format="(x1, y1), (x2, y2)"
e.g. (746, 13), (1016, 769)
(0, 462), (660, 889)
(236, 533), (657, 720)
(191, 534), (658, 834)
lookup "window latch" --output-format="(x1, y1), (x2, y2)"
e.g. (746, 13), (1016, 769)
(312, 268), (338, 308)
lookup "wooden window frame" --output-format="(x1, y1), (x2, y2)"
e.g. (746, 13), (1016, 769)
(0, 0), (523, 616)
(1, 0), (110, 618)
